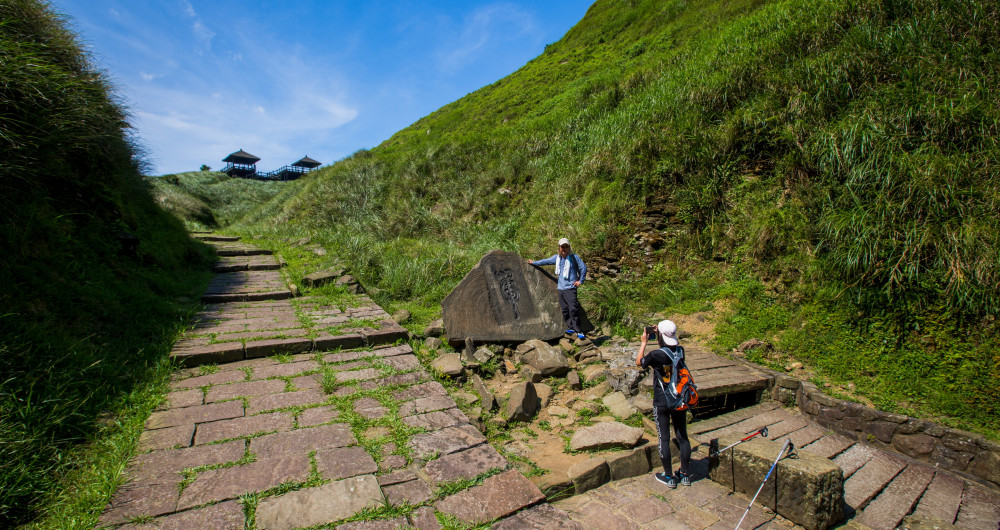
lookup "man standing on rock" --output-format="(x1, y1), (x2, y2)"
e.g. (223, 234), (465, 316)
(527, 238), (587, 339)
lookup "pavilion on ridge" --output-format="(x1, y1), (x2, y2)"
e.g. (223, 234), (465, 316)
(221, 150), (321, 181)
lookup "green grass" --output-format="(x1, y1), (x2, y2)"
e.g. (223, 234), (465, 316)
(0, 0), (214, 525)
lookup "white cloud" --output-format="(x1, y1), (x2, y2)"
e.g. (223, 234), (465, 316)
(139, 72), (161, 81)
(438, 3), (536, 71)
(180, 0), (197, 18)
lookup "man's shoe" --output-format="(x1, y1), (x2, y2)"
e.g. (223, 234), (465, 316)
(577, 333), (586, 340)
(566, 329), (576, 335)
(678, 472), (691, 487)
(655, 472), (677, 489)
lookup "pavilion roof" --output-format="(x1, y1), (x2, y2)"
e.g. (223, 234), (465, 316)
(222, 149), (261, 163)
(292, 155), (321, 168)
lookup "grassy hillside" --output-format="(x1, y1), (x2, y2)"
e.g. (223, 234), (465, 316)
(169, 0), (999, 440)
(147, 171), (288, 230)
(0, 1), (212, 526)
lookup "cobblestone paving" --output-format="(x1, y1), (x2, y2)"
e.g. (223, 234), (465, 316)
(101, 236), (575, 529)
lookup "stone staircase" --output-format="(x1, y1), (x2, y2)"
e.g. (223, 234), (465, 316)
(99, 235), (580, 529)
(688, 403), (1000, 529)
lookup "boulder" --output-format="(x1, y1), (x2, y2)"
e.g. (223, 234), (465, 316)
(441, 250), (592, 344)
(570, 421), (644, 452)
(424, 337), (443, 351)
(521, 340), (570, 376)
(709, 436), (843, 530)
(431, 353), (463, 377)
(505, 382), (538, 422)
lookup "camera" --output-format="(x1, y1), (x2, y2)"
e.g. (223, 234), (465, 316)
(644, 326), (657, 339)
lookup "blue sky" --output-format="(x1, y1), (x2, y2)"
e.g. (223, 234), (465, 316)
(49, 0), (593, 175)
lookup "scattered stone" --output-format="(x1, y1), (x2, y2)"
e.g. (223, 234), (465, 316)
(547, 406), (571, 418)
(522, 342), (571, 377)
(628, 393), (653, 415)
(505, 382), (539, 422)
(567, 370), (582, 390)
(583, 380), (611, 401)
(570, 421), (644, 451)
(581, 365), (606, 382)
(424, 318), (444, 336)
(424, 337), (443, 351)
(473, 346), (494, 364)
(602, 392), (638, 419)
(391, 309), (411, 323)
(336, 274), (363, 293)
(470, 374), (497, 411)
(504, 359), (517, 374)
(604, 368), (645, 397)
(535, 383), (553, 409)
(430, 353), (463, 377)
(786, 362), (803, 372)
(519, 364), (544, 383)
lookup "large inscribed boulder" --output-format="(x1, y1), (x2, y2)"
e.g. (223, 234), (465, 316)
(442, 250), (591, 344)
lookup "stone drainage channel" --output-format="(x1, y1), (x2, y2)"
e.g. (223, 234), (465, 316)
(97, 235), (1000, 529)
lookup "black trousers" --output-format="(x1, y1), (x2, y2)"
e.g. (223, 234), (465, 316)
(653, 406), (691, 476)
(558, 288), (581, 332)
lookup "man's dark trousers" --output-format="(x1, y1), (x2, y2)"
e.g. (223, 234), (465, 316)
(558, 288), (581, 332)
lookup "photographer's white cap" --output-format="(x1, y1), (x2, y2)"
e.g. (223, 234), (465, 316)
(657, 320), (678, 346)
(558, 237), (571, 246)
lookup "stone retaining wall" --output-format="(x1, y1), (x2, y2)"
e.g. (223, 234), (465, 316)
(769, 374), (1000, 490)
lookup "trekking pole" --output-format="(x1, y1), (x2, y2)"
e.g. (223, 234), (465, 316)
(710, 426), (768, 457)
(734, 438), (793, 530)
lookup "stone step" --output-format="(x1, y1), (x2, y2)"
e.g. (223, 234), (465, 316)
(688, 401), (780, 436)
(212, 262), (282, 272)
(216, 248), (273, 256)
(194, 235), (240, 242)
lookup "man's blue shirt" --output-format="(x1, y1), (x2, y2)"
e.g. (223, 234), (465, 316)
(532, 253), (587, 290)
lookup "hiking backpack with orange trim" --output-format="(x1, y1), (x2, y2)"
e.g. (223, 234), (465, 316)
(654, 345), (699, 411)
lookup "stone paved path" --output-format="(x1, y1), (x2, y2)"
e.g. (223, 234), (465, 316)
(683, 404), (1000, 529)
(100, 236), (577, 529)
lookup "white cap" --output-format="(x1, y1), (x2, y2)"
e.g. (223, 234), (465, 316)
(558, 238), (571, 246)
(657, 320), (678, 346)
